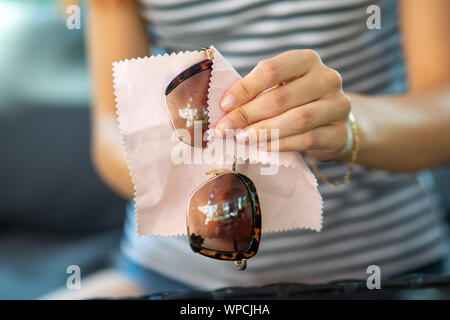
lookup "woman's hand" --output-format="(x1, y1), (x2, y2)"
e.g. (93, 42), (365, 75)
(215, 49), (352, 162)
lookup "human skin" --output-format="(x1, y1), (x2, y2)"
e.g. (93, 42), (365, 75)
(88, 0), (450, 199)
(52, 0), (450, 300)
(215, 50), (450, 171)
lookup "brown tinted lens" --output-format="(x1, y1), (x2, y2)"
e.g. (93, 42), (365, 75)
(166, 69), (211, 148)
(187, 173), (254, 253)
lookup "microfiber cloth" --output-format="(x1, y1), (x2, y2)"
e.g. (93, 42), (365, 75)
(113, 46), (323, 236)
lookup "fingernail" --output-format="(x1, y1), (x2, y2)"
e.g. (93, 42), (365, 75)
(221, 94), (235, 111)
(215, 120), (233, 137)
(235, 130), (249, 143)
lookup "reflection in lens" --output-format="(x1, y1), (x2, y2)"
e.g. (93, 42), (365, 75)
(187, 173), (254, 252)
(166, 69), (211, 148)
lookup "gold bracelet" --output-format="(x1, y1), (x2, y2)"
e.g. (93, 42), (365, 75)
(306, 112), (359, 186)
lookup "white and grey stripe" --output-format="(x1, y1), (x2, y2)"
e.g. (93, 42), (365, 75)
(121, 0), (447, 289)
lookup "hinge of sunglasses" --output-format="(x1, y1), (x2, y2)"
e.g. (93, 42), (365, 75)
(201, 47), (213, 60)
(235, 259), (247, 271)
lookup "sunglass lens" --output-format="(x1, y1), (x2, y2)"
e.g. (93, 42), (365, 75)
(187, 173), (254, 253)
(166, 69), (211, 148)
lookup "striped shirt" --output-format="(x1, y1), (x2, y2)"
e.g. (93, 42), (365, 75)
(120, 0), (448, 289)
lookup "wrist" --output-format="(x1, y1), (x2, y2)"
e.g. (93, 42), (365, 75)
(345, 93), (376, 166)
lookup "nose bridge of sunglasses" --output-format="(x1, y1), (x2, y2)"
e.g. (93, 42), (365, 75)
(205, 169), (225, 176)
(205, 157), (237, 176)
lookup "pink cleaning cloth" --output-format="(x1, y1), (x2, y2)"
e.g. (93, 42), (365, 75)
(113, 47), (323, 236)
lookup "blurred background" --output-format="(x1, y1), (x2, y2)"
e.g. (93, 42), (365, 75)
(0, 0), (126, 299)
(0, 0), (448, 299)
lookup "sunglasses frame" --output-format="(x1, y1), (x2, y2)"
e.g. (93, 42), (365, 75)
(187, 171), (262, 263)
(164, 59), (212, 147)
(165, 59), (213, 96)
(165, 48), (262, 270)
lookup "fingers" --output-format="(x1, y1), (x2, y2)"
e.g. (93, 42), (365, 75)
(216, 70), (331, 135)
(214, 48), (349, 160)
(220, 50), (319, 111)
(235, 94), (351, 143)
(264, 124), (348, 153)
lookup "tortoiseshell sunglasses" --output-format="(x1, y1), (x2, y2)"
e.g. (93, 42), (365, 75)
(164, 48), (261, 270)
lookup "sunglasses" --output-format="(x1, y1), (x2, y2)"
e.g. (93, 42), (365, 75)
(165, 48), (261, 270)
